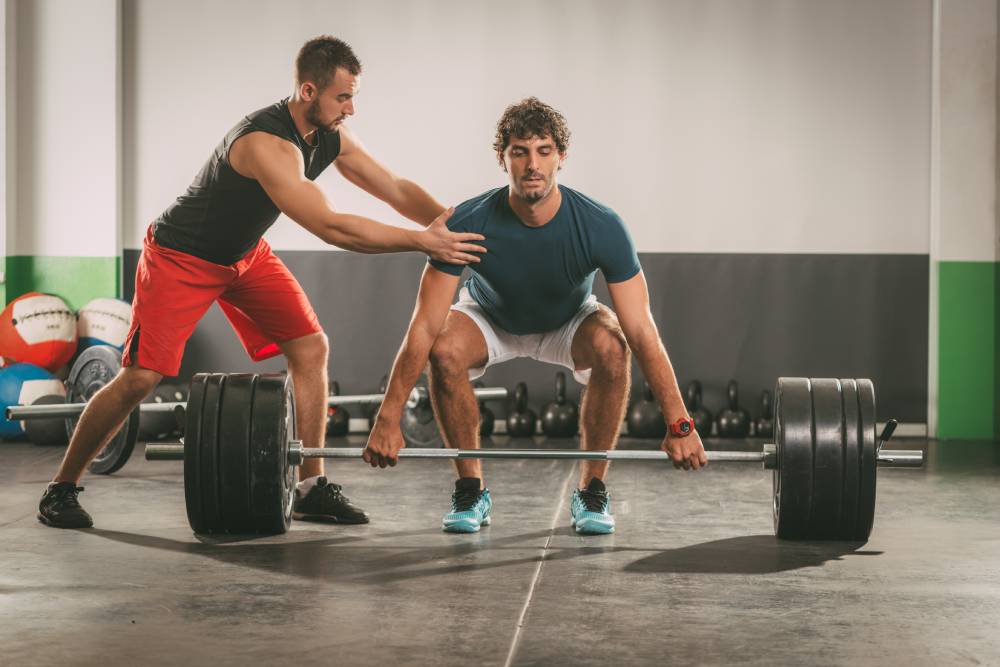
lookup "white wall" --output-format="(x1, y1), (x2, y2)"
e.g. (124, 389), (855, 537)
(12, 0), (118, 258)
(939, 0), (998, 262)
(2, 0), (12, 264)
(124, 0), (932, 255)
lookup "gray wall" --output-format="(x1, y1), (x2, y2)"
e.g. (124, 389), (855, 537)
(123, 250), (928, 423)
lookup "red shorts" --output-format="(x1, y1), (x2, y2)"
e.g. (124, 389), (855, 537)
(122, 227), (322, 377)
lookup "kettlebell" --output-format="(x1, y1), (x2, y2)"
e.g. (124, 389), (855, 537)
(685, 380), (714, 437)
(25, 395), (69, 446)
(327, 380), (351, 437)
(506, 381), (537, 437)
(541, 372), (579, 437)
(755, 389), (774, 439)
(474, 381), (496, 437)
(368, 374), (389, 429)
(716, 379), (751, 438)
(626, 380), (666, 438)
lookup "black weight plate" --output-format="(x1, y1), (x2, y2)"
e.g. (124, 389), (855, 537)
(854, 379), (878, 540)
(196, 374), (226, 533)
(401, 402), (444, 448)
(250, 374), (295, 534)
(837, 379), (862, 539)
(809, 379), (845, 539)
(66, 345), (140, 475)
(773, 377), (814, 539)
(219, 374), (256, 533)
(26, 395), (69, 446)
(400, 374), (443, 448)
(184, 374), (209, 533)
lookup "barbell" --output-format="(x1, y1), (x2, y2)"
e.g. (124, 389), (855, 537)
(142, 372), (923, 540)
(4, 345), (507, 475)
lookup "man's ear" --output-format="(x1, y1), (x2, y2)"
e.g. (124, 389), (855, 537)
(497, 152), (508, 173)
(299, 81), (318, 101)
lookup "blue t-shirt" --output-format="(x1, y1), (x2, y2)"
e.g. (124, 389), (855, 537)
(430, 184), (641, 335)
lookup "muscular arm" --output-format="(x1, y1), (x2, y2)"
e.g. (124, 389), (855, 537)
(230, 132), (483, 261)
(607, 271), (690, 423)
(374, 266), (461, 425)
(334, 125), (445, 226)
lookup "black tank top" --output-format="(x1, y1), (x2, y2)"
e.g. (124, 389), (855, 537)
(152, 98), (341, 265)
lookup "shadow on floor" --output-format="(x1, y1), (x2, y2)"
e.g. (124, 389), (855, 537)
(624, 534), (877, 574)
(84, 526), (875, 584)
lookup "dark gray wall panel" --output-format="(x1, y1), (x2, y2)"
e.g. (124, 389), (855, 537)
(123, 251), (929, 423)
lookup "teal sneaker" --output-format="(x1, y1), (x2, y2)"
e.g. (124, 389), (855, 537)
(443, 477), (492, 533)
(570, 478), (615, 535)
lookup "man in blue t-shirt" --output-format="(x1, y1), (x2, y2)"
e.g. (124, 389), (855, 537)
(365, 98), (706, 535)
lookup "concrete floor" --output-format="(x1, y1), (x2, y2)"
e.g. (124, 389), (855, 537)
(1, 435), (998, 666)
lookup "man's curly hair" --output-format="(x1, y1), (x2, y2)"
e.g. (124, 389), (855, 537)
(493, 97), (571, 158)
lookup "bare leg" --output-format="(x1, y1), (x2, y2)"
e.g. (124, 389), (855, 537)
(428, 312), (489, 488)
(571, 306), (631, 489)
(53, 367), (162, 483)
(278, 332), (329, 481)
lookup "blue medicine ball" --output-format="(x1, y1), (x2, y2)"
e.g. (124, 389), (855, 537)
(0, 363), (65, 439)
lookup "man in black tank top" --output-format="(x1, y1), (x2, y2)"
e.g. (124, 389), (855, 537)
(39, 36), (486, 530)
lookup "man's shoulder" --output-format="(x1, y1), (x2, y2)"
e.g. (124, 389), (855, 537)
(561, 185), (623, 226)
(244, 99), (292, 131)
(449, 187), (507, 229)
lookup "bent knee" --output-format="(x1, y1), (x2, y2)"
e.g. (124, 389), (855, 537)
(591, 327), (630, 370)
(429, 340), (469, 376)
(117, 368), (161, 400)
(285, 332), (329, 366)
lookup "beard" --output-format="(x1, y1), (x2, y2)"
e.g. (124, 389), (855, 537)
(520, 176), (555, 203)
(305, 98), (341, 132)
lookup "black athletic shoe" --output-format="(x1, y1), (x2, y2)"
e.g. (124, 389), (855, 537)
(292, 477), (370, 524)
(38, 482), (93, 529)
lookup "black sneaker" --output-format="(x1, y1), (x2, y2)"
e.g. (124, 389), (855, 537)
(38, 482), (94, 529)
(293, 477), (370, 524)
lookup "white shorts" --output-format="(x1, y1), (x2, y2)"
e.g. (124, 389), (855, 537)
(450, 288), (602, 385)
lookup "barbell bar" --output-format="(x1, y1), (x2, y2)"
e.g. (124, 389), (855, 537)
(4, 385), (509, 421)
(145, 442), (924, 468)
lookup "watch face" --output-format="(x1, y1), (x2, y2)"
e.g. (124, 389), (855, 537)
(680, 421), (691, 434)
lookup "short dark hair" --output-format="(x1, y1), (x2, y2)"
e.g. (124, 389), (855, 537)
(493, 97), (571, 155)
(295, 36), (361, 91)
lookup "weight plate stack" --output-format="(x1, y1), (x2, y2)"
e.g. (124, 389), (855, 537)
(773, 377), (879, 541)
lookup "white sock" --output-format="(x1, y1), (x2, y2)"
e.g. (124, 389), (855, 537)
(296, 475), (323, 493)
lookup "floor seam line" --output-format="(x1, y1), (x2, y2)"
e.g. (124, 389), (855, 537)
(502, 466), (575, 667)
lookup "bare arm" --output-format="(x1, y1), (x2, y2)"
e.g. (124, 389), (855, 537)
(607, 271), (689, 423)
(364, 266), (461, 466)
(609, 271), (706, 469)
(230, 132), (484, 262)
(334, 125), (445, 226)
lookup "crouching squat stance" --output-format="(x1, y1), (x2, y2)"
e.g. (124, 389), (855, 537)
(38, 36), (486, 529)
(365, 98), (706, 535)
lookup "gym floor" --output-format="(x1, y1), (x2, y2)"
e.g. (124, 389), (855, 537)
(1, 435), (997, 666)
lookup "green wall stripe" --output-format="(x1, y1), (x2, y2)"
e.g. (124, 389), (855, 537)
(938, 261), (998, 439)
(3, 256), (121, 311)
(996, 264), (1000, 441)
